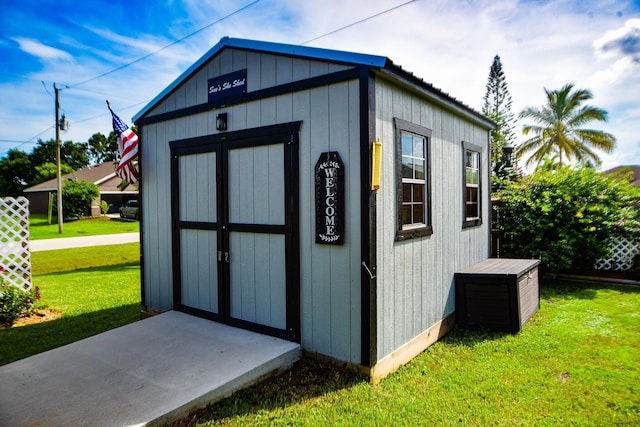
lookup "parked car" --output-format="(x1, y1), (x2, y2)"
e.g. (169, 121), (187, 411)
(119, 200), (139, 220)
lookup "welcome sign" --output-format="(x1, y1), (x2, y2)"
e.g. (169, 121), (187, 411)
(315, 151), (344, 245)
(208, 69), (247, 104)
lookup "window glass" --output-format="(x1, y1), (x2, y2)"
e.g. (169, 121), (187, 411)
(402, 156), (413, 179)
(415, 158), (425, 180)
(394, 118), (432, 240)
(463, 146), (481, 226)
(401, 132), (426, 226)
(402, 133), (413, 157)
(413, 184), (424, 202)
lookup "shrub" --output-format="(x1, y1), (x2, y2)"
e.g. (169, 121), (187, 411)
(495, 166), (640, 274)
(100, 200), (112, 215)
(52, 180), (100, 221)
(0, 274), (41, 327)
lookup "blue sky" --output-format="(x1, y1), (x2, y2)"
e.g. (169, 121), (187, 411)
(1, 0), (639, 170)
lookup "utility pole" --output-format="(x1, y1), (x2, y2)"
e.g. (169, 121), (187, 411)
(54, 83), (63, 234)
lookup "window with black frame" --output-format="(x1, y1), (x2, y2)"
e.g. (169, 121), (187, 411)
(463, 141), (482, 227)
(394, 118), (432, 240)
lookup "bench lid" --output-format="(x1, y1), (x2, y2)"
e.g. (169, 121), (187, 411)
(456, 258), (540, 276)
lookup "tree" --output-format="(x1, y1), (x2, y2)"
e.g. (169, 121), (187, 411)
(30, 139), (90, 171)
(482, 55), (516, 169)
(87, 132), (118, 164)
(33, 162), (74, 185)
(29, 139), (58, 166)
(61, 141), (90, 170)
(0, 150), (35, 196)
(517, 83), (616, 168)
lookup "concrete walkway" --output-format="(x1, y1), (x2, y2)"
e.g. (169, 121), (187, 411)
(0, 311), (300, 426)
(30, 232), (139, 252)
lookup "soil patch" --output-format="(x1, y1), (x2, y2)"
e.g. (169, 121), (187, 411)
(0, 309), (62, 329)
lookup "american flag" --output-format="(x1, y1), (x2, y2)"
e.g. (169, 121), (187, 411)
(108, 103), (139, 185)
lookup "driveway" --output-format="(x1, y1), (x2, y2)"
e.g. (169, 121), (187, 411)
(30, 232), (139, 252)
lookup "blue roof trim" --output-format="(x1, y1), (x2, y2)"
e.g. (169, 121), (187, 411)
(133, 37), (229, 123)
(133, 37), (387, 123)
(224, 38), (388, 67)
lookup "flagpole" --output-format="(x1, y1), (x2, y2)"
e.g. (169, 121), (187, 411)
(55, 83), (63, 234)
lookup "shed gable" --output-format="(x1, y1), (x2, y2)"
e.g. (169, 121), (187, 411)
(134, 37), (387, 126)
(146, 49), (354, 119)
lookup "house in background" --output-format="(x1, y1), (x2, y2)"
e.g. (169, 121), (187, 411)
(133, 37), (495, 381)
(603, 165), (640, 186)
(23, 162), (137, 216)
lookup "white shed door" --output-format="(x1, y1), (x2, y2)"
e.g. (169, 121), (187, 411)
(170, 122), (301, 341)
(227, 144), (287, 330)
(178, 152), (219, 315)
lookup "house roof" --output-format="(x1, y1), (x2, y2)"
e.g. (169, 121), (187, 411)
(603, 165), (640, 186)
(133, 37), (496, 130)
(23, 162), (138, 194)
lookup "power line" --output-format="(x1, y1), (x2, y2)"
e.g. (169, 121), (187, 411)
(0, 100), (150, 157)
(0, 127), (53, 157)
(17, 2), (263, 156)
(66, 85), (132, 100)
(0, 140), (32, 144)
(72, 100), (149, 125)
(70, 0), (262, 88)
(302, 0), (419, 45)
(41, 81), (56, 99)
(4, 0), (415, 158)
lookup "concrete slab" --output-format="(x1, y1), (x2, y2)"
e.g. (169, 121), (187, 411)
(0, 311), (300, 426)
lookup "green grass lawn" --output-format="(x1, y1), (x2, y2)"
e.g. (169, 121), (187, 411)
(0, 243), (141, 365)
(2, 246), (638, 426)
(174, 281), (640, 426)
(29, 213), (139, 240)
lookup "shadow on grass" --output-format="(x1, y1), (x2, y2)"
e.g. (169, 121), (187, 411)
(109, 217), (138, 223)
(445, 279), (640, 350)
(439, 325), (511, 349)
(541, 278), (639, 301)
(172, 355), (366, 427)
(0, 303), (141, 366)
(33, 261), (140, 276)
(541, 281), (598, 300)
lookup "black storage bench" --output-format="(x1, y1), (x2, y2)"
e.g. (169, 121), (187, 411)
(455, 259), (541, 333)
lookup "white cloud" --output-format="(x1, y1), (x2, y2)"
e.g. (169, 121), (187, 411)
(590, 18), (640, 87)
(4, 0), (640, 170)
(594, 18), (640, 59)
(590, 55), (638, 86)
(12, 37), (73, 62)
(84, 26), (179, 59)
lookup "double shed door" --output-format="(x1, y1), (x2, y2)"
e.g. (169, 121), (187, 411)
(170, 122), (301, 341)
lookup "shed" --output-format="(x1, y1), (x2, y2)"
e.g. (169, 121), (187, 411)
(133, 37), (496, 381)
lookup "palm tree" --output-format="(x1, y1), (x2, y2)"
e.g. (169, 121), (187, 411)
(516, 83), (616, 168)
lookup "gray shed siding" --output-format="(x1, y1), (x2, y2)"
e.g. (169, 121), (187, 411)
(373, 76), (490, 361)
(140, 49), (363, 363)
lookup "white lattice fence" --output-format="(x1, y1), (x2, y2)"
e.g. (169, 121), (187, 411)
(594, 235), (639, 271)
(0, 197), (32, 290)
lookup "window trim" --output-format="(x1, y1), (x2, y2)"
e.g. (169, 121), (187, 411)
(462, 141), (483, 228)
(394, 118), (432, 241)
